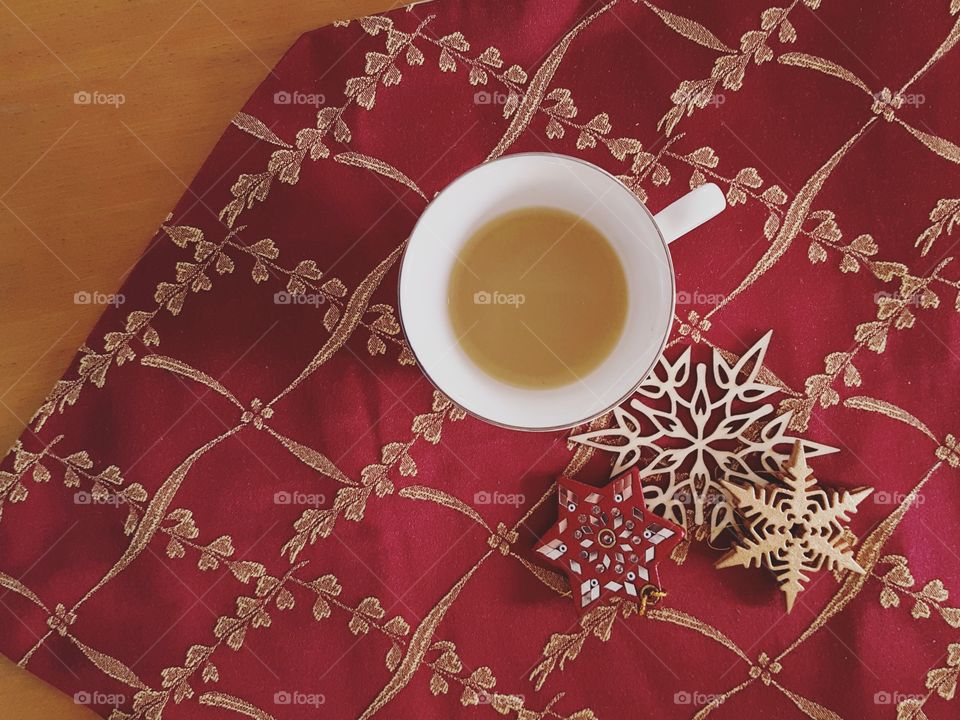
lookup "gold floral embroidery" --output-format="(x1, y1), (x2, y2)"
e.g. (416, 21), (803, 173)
(642, 1), (734, 53)
(872, 86), (904, 121)
(221, 15), (437, 227)
(778, 52), (872, 94)
(896, 643), (960, 719)
(843, 397), (938, 442)
(334, 152), (427, 199)
(133, 514), (412, 718)
(487, 522), (517, 555)
(916, 198), (960, 256)
(529, 598), (636, 691)
(239, 398), (273, 429)
(875, 555), (960, 626)
(196, 692), (275, 720)
(803, 210), (879, 275)
(398, 485), (490, 529)
(45, 603), (76, 636)
(6, 5), (960, 720)
(676, 310), (711, 342)
(32, 223), (236, 428)
(282, 389), (465, 561)
(710, 118), (878, 322)
(937, 434), (960, 467)
(426, 641), (591, 718)
(0, 436), (145, 533)
(419, 30), (527, 94)
(657, 0), (818, 135)
(783, 253), (956, 430)
(926, 644), (960, 700)
(487, 0), (617, 161)
(749, 652), (783, 686)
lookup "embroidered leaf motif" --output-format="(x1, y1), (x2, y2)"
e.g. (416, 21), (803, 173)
(658, 2), (803, 134)
(925, 648), (960, 701)
(439, 48), (456, 72)
(876, 556), (960, 627)
(231, 112), (290, 148)
(529, 601), (628, 690)
(915, 198), (960, 256)
(358, 15), (391, 36)
(645, 3), (733, 53)
(406, 44), (424, 66)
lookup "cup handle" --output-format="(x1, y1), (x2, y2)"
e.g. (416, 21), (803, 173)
(652, 183), (726, 244)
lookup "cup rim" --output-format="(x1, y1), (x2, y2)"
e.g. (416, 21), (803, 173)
(397, 152), (677, 432)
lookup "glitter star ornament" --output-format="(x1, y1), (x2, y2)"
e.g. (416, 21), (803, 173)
(716, 440), (872, 612)
(535, 468), (684, 613)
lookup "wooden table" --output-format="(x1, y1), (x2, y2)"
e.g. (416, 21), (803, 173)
(0, 0), (404, 716)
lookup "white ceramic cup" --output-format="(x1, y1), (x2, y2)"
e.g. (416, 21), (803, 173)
(398, 153), (725, 431)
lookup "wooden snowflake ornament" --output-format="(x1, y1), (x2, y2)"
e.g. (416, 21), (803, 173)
(716, 440), (872, 613)
(535, 468), (684, 614)
(570, 332), (838, 541)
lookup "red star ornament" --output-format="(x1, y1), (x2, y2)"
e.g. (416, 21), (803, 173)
(535, 468), (684, 613)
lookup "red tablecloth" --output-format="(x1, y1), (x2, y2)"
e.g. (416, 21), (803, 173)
(3, 1), (960, 718)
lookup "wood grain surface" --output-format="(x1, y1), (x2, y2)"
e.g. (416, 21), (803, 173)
(0, 1), (404, 716)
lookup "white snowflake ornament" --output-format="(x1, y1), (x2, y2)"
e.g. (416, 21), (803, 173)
(570, 332), (838, 540)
